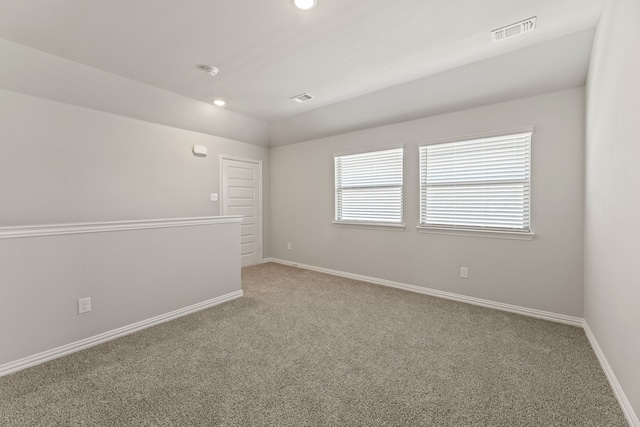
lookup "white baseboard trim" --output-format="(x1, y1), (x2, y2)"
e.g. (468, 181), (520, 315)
(263, 258), (583, 327)
(584, 321), (639, 427)
(264, 257), (639, 424)
(0, 290), (243, 377)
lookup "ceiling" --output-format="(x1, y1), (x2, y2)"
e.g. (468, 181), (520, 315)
(0, 0), (606, 145)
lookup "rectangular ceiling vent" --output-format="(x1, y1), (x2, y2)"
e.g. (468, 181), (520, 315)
(290, 93), (314, 103)
(491, 17), (537, 43)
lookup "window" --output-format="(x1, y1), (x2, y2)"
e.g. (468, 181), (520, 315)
(334, 147), (403, 226)
(419, 131), (531, 234)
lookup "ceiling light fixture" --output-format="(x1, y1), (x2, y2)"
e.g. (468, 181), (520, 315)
(293, 0), (317, 10)
(213, 99), (226, 107)
(203, 65), (219, 76)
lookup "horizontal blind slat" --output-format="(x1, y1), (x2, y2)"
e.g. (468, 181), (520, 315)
(419, 133), (531, 232)
(336, 148), (403, 224)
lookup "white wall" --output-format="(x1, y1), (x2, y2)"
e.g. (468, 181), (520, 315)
(0, 40), (271, 374)
(0, 39), (269, 146)
(270, 88), (585, 317)
(585, 0), (640, 422)
(0, 89), (270, 240)
(0, 219), (242, 369)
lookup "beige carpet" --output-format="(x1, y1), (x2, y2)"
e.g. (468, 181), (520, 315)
(0, 262), (628, 426)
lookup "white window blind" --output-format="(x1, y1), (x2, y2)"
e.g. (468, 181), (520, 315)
(419, 132), (531, 232)
(335, 147), (403, 224)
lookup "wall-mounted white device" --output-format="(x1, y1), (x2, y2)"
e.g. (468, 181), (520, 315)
(78, 297), (92, 314)
(193, 145), (208, 157)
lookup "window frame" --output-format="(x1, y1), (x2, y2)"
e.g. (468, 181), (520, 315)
(333, 145), (405, 230)
(417, 128), (535, 240)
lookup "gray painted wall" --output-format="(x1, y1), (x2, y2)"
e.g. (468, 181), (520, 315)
(270, 88), (585, 317)
(0, 89), (270, 251)
(0, 221), (241, 366)
(0, 47), (270, 371)
(585, 0), (640, 419)
(0, 39), (269, 147)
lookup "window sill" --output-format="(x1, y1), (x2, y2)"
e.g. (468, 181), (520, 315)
(333, 221), (406, 231)
(416, 226), (535, 240)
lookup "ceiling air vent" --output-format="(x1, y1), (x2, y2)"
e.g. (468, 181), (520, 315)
(491, 17), (536, 43)
(290, 93), (314, 103)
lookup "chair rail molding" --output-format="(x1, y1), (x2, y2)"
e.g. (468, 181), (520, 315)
(0, 216), (243, 240)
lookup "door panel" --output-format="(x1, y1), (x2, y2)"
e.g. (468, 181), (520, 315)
(241, 224), (255, 236)
(222, 158), (261, 267)
(228, 206), (255, 217)
(228, 187), (255, 199)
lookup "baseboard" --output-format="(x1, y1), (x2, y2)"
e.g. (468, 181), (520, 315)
(584, 322), (639, 427)
(263, 258), (583, 327)
(265, 257), (639, 424)
(0, 290), (243, 377)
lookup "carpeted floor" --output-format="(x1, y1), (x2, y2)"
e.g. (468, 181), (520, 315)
(0, 262), (628, 426)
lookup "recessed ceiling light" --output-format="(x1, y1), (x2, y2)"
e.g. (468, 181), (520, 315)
(293, 0), (317, 10)
(213, 99), (226, 107)
(203, 65), (219, 76)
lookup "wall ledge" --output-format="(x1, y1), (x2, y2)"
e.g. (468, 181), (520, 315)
(0, 289), (243, 377)
(0, 216), (243, 240)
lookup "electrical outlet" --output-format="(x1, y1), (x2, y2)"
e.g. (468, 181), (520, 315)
(78, 297), (92, 314)
(210, 193), (218, 202)
(460, 267), (469, 279)
(287, 243), (292, 250)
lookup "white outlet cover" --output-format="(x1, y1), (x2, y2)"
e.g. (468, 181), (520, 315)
(210, 193), (218, 202)
(78, 297), (92, 314)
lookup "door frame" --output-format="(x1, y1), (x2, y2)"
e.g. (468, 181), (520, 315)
(219, 155), (263, 264)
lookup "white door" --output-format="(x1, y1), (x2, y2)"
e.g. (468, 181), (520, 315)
(221, 157), (262, 267)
